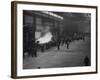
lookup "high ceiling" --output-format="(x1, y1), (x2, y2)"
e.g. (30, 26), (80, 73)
(53, 12), (91, 33)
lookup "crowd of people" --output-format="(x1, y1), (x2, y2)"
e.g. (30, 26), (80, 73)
(29, 32), (88, 57)
(23, 31), (90, 58)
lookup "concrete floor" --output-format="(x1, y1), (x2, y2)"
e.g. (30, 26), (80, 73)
(23, 37), (90, 69)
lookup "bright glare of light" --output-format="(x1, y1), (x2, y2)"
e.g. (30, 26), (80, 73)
(36, 32), (53, 44)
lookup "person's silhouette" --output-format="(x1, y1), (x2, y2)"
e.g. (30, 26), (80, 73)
(84, 56), (90, 66)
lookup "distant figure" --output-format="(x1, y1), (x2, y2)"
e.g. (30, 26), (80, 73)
(57, 40), (61, 50)
(40, 44), (45, 52)
(65, 39), (70, 49)
(84, 56), (90, 66)
(62, 39), (65, 45)
(37, 67), (41, 69)
(33, 41), (39, 57)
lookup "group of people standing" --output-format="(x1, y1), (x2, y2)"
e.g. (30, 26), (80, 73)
(26, 32), (86, 58)
(57, 38), (71, 50)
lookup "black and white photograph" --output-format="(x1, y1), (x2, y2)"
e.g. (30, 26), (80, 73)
(11, 1), (97, 78)
(23, 10), (91, 69)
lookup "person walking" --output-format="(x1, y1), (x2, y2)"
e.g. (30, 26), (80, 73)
(65, 39), (70, 49)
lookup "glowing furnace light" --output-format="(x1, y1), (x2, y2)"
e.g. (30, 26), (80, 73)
(36, 32), (53, 44)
